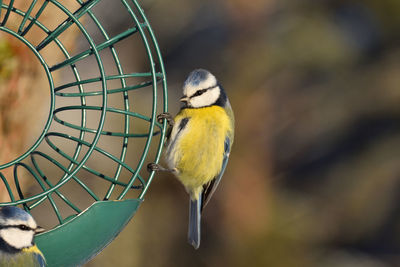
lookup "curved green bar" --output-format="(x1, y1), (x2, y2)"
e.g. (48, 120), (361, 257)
(35, 199), (142, 267)
(0, 0), (167, 265)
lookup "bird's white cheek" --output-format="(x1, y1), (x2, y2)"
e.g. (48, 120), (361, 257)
(190, 88), (220, 108)
(0, 229), (33, 249)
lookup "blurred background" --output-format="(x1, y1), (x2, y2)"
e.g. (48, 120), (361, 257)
(90, 0), (400, 266)
(2, 0), (400, 266)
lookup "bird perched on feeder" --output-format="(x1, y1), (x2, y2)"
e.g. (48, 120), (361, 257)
(148, 69), (234, 249)
(0, 206), (46, 266)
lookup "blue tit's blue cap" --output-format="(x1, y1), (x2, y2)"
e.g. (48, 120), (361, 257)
(0, 206), (31, 221)
(184, 69), (210, 87)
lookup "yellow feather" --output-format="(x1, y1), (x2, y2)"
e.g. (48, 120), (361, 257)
(22, 245), (43, 257)
(168, 106), (233, 198)
(1, 245), (44, 266)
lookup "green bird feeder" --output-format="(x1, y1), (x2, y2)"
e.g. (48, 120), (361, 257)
(0, 0), (167, 266)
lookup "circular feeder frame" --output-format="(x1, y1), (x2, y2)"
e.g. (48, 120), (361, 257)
(0, 0), (167, 266)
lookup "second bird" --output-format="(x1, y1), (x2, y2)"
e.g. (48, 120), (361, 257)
(0, 206), (46, 266)
(149, 69), (234, 249)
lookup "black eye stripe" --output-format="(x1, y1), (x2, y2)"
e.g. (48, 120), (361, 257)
(0, 224), (33, 231)
(190, 85), (218, 98)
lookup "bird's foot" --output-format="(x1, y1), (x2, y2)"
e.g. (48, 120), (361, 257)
(147, 163), (176, 173)
(157, 112), (174, 126)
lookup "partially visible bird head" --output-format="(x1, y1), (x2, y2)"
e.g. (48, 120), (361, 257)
(0, 206), (44, 250)
(181, 69), (225, 108)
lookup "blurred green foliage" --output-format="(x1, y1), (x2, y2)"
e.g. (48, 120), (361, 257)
(0, 39), (16, 81)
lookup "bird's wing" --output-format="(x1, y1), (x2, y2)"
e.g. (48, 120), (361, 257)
(34, 252), (46, 267)
(201, 136), (231, 211)
(164, 123), (173, 144)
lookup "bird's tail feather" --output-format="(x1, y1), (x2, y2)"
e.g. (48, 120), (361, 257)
(188, 194), (201, 249)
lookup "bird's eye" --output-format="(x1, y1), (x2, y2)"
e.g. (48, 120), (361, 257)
(192, 89), (207, 97)
(18, 225), (29, 231)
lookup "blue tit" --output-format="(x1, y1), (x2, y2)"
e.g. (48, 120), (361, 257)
(149, 69), (234, 249)
(0, 206), (46, 266)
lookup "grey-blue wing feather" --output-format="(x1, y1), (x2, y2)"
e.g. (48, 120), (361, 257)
(201, 137), (231, 210)
(34, 252), (46, 267)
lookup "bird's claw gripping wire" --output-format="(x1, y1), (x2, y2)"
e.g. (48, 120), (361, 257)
(147, 163), (177, 173)
(157, 112), (174, 126)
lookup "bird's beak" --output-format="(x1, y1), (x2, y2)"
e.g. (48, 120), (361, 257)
(179, 96), (189, 103)
(35, 226), (46, 234)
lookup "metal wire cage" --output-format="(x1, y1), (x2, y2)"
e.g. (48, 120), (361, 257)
(0, 0), (167, 266)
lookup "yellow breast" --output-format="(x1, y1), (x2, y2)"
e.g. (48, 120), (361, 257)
(167, 106), (233, 194)
(1, 246), (45, 267)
